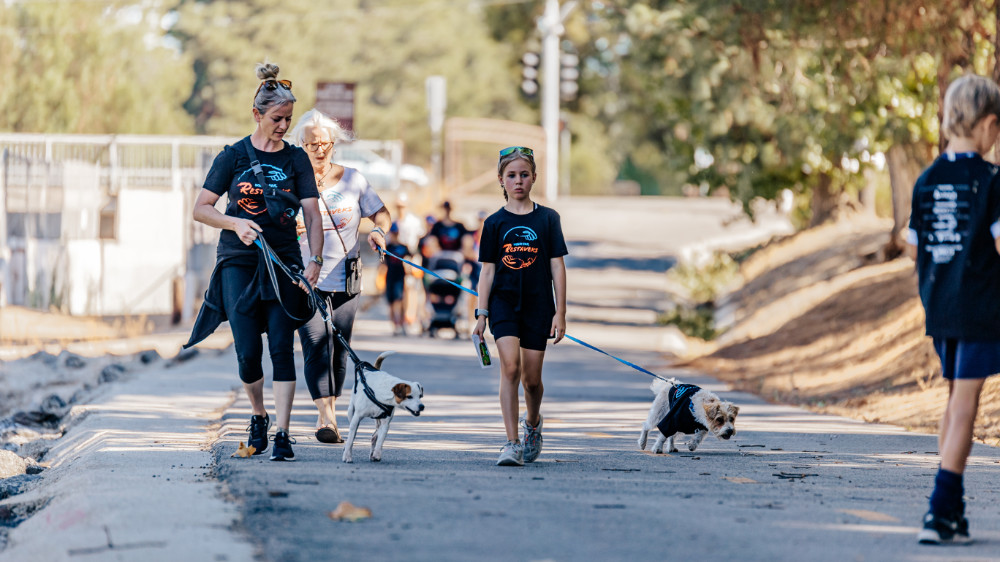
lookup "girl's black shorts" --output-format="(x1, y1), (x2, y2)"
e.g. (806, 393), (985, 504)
(488, 297), (552, 351)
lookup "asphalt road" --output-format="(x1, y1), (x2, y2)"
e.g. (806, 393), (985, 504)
(209, 198), (1000, 561)
(5, 197), (999, 561)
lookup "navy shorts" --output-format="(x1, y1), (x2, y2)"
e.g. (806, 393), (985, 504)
(933, 338), (1000, 380)
(385, 278), (404, 304)
(488, 297), (552, 351)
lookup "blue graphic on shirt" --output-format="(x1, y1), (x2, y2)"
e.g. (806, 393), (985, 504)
(501, 226), (539, 270)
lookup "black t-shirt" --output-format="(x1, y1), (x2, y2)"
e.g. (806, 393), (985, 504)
(430, 220), (470, 251)
(909, 153), (1000, 339)
(203, 136), (318, 261)
(478, 203), (568, 315)
(385, 242), (410, 283)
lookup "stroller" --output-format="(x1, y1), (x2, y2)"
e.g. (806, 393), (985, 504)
(423, 250), (466, 338)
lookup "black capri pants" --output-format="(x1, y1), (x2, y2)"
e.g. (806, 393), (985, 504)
(220, 264), (298, 384)
(298, 290), (360, 400)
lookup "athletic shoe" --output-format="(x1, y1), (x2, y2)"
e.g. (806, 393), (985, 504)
(521, 414), (543, 463)
(917, 511), (972, 545)
(270, 430), (296, 461)
(496, 440), (523, 466)
(246, 413), (270, 455)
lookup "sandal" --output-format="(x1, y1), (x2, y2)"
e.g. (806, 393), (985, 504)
(315, 426), (344, 444)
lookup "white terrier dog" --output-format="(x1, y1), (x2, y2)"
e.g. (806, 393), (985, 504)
(342, 352), (425, 463)
(638, 379), (739, 454)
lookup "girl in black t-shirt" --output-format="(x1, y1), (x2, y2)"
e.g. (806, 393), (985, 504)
(187, 62), (324, 462)
(472, 146), (568, 467)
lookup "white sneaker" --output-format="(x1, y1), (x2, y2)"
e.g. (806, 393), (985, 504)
(496, 440), (523, 466)
(521, 414), (543, 463)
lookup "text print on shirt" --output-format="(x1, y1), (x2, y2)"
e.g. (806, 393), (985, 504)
(321, 190), (353, 230)
(501, 226), (539, 270)
(236, 164), (291, 216)
(922, 183), (969, 264)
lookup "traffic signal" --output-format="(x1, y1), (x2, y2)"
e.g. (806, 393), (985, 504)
(521, 51), (540, 97)
(560, 52), (579, 101)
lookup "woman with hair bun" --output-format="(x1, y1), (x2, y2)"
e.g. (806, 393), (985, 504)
(186, 62), (324, 462)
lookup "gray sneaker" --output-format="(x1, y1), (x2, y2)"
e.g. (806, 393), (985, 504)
(521, 414), (543, 463)
(496, 440), (523, 466)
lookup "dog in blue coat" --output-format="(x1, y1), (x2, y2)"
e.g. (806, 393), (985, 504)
(638, 379), (739, 454)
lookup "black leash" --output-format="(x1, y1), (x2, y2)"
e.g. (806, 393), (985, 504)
(255, 236), (395, 418)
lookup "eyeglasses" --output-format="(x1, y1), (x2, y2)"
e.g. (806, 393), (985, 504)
(254, 79), (293, 98)
(499, 146), (533, 157)
(303, 141), (334, 152)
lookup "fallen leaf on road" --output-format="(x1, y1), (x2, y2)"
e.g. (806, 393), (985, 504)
(584, 432), (614, 438)
(773, 472), (817, 480)
(232, 442), (256, 458)
(722, 477), (758, 484)
(329, 501), (372, 522)
(837, 509), (899, 523)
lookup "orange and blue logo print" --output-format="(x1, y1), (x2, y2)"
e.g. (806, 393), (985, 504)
(501, 226), (539, 270)
(236, 165), (291, 216)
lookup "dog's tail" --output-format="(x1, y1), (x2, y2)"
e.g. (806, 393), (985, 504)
(649, 376), (680, 394)
(374, 351), (397, 370)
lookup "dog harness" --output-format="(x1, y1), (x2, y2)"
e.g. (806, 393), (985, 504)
(656, 383), (707, 437)
(353, 361), (395, 420)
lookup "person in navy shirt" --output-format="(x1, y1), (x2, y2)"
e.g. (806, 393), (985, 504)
(907, 74), (1000, 545)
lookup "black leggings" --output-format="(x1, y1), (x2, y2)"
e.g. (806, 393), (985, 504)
(298, 290), (360, 400)
(220, 264), (298, 384)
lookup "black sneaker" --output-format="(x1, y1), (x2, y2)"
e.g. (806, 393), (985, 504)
(917, 511), (972, 545)
(270, 430), (296, 461)
(246, 413), (270, 455)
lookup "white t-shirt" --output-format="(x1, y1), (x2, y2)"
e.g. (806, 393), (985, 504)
(300, 167), (385, 292)
(395, 212), (424, 253)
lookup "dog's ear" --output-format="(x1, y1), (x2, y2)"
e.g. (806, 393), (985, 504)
(392, 383), (411, 404)
(703, 400), (722, 420)
(729, 404), (740, 417)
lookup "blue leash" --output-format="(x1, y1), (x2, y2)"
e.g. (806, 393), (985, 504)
(379, 247), (675, 384)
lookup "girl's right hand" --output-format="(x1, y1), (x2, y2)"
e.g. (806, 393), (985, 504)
(235, 219), (262, 246)
(472, 316), (487, 339)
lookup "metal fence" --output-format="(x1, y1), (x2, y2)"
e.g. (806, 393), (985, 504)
(0, 133), (406, 317)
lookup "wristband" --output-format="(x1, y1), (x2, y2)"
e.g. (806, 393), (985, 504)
(475, 308), (489, 320)
(310, 255), (324, 266)
(371, 226), (386, 237)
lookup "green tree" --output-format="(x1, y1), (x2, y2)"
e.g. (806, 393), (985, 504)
(0, 1), (193, 134)
(172, 0), (536, 166)
(585, 1), (995, 223)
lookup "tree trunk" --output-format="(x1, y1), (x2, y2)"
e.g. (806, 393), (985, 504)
(884, 143), (925, 260)
(809, 173), (838, 227)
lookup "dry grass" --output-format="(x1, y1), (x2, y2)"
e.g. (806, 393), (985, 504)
(682, 215), (1000, 446)
(0, 306), (154, 347)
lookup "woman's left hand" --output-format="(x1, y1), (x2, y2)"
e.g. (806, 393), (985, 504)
(368, 230), (386, 254)
(301, 262), (321, 292)
(550, 313), (566, 344)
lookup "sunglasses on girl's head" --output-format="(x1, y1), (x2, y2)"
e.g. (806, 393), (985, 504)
(499, 146), (533, 157)
(254, 79), (292, 98)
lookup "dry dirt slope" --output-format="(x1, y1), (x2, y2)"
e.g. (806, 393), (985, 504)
(685, 215), (1000, 446)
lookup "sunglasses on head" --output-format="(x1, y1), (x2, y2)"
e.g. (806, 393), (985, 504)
(499, 146), (533, 157)
(254, 79), (292, 98)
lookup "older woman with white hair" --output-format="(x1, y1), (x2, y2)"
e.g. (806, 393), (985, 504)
(290, 108), (392, 444)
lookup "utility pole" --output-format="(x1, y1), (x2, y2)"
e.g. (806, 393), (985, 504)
(539, 0), (576, 202)
(426, 76), (446, 189)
